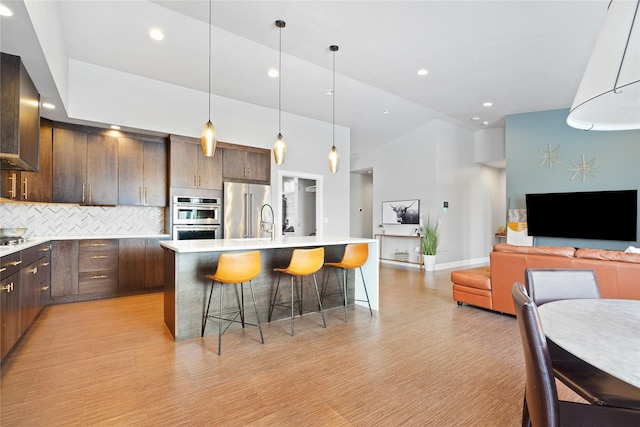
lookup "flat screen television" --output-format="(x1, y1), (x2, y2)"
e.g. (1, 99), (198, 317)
(525, 190), (638, 241)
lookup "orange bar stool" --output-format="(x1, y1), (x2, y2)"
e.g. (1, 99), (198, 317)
(268, 247), (326, 336)
(322, 243), (372, 321)
(201, 251), (264, 355)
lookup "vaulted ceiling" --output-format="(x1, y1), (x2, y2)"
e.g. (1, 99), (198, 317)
(1, 1), (608, 156)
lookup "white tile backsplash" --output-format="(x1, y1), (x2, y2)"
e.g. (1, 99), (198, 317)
(0, 202), (165, 237)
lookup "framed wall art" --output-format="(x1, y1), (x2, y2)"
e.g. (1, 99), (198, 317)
(382, 199), (420, 225)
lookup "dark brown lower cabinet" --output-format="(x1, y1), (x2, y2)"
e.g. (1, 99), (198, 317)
(51, 240), (79, 298)
(119, 238), (165, 290)
(51, 239), (118, 302)
(1, 242), (50, 361)
(1, 271), (20, 360)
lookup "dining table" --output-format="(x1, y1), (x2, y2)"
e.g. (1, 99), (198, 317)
(537, 298), (640, 389)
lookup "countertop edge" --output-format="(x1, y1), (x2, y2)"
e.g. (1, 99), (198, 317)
(160, 236), (377, 253)
(0, 234), (171, 256)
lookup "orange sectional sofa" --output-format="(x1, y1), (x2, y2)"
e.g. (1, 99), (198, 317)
(451, 243), (640, 315)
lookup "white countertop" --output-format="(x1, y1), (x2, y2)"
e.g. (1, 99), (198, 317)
(0, 234), (170, 256)
(160, 236), (376, 253)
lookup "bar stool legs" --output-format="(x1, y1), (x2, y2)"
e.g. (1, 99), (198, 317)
(322, 243), (373, 321)
(269, 247), (326, 336)
(201, 251), (263, 355)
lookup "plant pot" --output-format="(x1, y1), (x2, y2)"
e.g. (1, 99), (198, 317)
(423, 254), (436, 271)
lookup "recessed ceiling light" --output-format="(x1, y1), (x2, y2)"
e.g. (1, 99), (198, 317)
(325, 89), (334, 96)
(383, 109), (390, 115)
(110, 125), (121, 130)
(417, 69), (429, 76)
(41, 102), (55, 109)
(149, 28), (164, 41)
(268, 69), (278, 78)
(471, 116), (480, 121)
(0, 4), (13, 16)
(483, 102), (493, 107)
(482, 121), (489, 125)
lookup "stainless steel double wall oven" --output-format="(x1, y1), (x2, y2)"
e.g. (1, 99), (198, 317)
(171, 196), (220, 240)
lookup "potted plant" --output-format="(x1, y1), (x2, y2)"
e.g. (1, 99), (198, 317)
(421, 215), (440, 271)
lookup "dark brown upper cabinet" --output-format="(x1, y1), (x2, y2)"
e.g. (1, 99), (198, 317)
(1, 52), (40, 172)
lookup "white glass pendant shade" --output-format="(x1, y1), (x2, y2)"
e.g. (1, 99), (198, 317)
(328, 145), (339, 173)
(274, 133), (286, 165)
(567, 0), (640, 130)
(201, 120), (217, 157)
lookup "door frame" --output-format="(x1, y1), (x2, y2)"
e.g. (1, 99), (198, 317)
(277, 170), (323, 237)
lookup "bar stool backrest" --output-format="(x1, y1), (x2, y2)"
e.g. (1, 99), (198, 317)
(340, 243), (369, 269)
(214, 251), (261, 283)
(286, 247), (325, 276)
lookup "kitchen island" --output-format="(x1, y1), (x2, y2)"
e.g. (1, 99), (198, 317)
(160, 236), (378, 341)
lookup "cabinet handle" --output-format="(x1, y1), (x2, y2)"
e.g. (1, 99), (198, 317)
(0, 267), (6, 272)
(7, 260), (22, 267)
(39, 246), (51, 252)
(29, 266), (38, 274)
(8, 172), (17, 198)
(139, 187), (143, 204)
(90, 255), (108, 259)
(1, 282), (14, 292)
(144, 187), (148, 204)
(90, 243), (108, 247)
(40, 262), (50, 267)
(82, 182), (85, 203)
(91, 275), (108, 279)
(41, 286), (50, 291)
(22, 176), (28, 200)
(193, 175), (197, 187)
(198, 176), (202, 187)
(89, 183), (92, 204)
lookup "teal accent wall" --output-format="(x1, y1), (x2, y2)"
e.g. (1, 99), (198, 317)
(506, 108), (640, 250)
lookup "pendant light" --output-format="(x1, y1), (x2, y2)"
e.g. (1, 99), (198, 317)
(567, 0), (640, 130)
(328, 45), (340, 173)
(201, 0), (217, 156)
(273, 20), (286, 165)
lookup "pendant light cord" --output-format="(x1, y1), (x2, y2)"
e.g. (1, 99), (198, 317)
(332, 49), (336, 148)
(208, 0), (212, 121)
(278, 24), (282, 133)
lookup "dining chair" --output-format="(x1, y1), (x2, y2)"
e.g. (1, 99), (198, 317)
(201, 251), (264, 355)
(525, 268), (640, 410)
(511, 282), (640, 427)
(524, 268), (600, 306)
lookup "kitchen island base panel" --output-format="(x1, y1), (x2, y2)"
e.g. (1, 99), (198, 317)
(162, 238), (378, 341)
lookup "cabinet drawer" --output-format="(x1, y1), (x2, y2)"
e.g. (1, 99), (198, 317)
(79, 251), (118, 272)
(37, 252), (51, 286)
(1, 252), (22, 279)
(79, 271), (118, 293)
(21, 243), (51, 266)
(79, 239), (118, 252)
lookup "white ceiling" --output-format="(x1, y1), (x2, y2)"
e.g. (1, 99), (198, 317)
(1, 0), (608, 157)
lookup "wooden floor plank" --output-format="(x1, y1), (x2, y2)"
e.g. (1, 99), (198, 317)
(1, 264), (584, 426)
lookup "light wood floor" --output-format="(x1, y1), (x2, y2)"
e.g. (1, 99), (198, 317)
(0, 264), (582, 426)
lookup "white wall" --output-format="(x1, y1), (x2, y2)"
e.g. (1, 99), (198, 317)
(352, 119), (503, 268)
(350, 173), (373, 238)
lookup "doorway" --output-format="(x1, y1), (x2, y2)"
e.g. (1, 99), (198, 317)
(277, 171), (323, 237)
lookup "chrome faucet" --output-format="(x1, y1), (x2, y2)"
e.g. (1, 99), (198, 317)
(260, 203), (276, 241)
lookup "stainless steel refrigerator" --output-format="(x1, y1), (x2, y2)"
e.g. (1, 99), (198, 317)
(223, 182), (272, 238)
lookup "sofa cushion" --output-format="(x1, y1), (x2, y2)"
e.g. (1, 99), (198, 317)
(451, 266), (491, 290)
(575, 248), (640, 264)
(493, 243), (576, 258)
